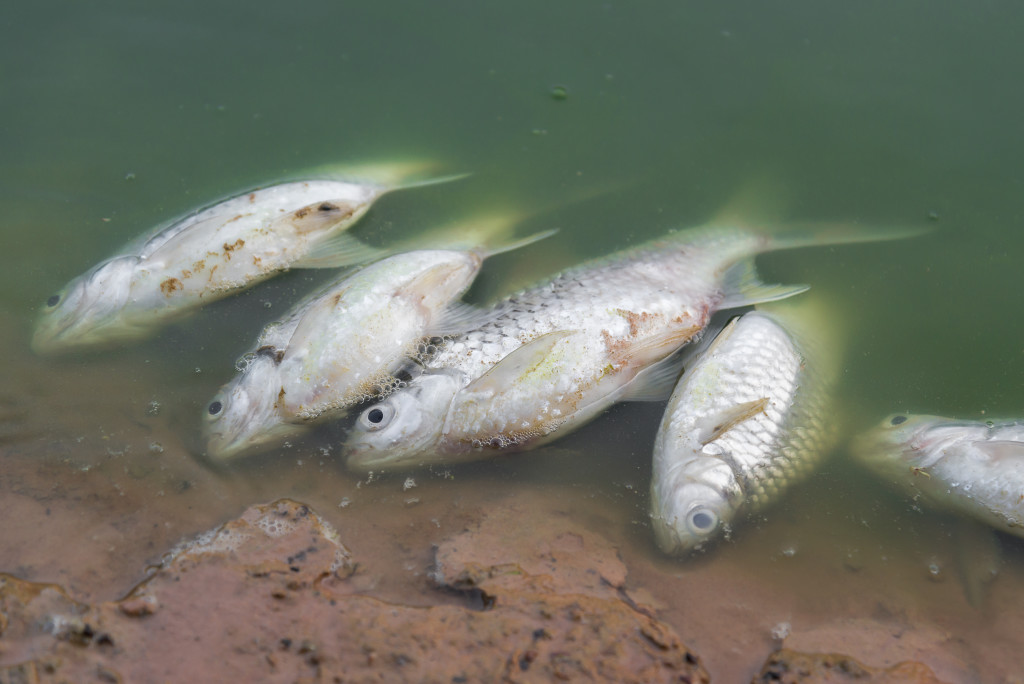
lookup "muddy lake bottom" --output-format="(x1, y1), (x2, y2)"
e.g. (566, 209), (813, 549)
(2, 312), (1023, 683)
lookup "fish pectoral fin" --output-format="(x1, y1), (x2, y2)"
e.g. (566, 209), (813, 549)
(428, 302), (502, 337)
(618, 351), (686, 403)
(462, 330), (578, 396)
(970, 439), (1024, 461)
(720, 257), (809, 309)
(695, 398), (770, 445)
(476, 227), (559, 258)
(293, 233), (387, 269)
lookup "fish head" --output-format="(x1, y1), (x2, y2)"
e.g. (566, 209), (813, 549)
(345, 372), (461, 471)
(851, 413), (949, 475)
(32, 256), (139, 354)
(650, 453), (742, 555)
(204, 357), (300, 460)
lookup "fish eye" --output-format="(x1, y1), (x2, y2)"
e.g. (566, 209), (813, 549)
(208, 401), (223, 416)
(686, 507), (718, 536)
(890, 415), (908, 426)
(46, 294), (61, 308)
(358, 403), (394, 431)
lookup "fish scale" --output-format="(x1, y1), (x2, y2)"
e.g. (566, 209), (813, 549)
(649, 302), (841, 556)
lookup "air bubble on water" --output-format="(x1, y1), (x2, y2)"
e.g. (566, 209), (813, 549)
(781, 545), (797, 558)
(235, 352), (256, 372)
(149, 442), (164, 454)
(338, 497), (351, 508)
(194, 367), (202, 374)
(146, 400), (161, 416)
(296, 459), (303, 466)
(927, 558), (945, 582)
(125, 172), (136, 181)
(549, 84), (568, 100)
(771, 622), (791, 640)
(263, 301), (272, 309)
(403, 477), (416, 491)
(405, 497), (420, 506)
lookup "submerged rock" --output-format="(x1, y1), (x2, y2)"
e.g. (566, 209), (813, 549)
(0, 498), (708, 683)
(753, 648), (951, 684)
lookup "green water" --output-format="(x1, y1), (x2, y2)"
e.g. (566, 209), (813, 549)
(3, 1), (1024, 681)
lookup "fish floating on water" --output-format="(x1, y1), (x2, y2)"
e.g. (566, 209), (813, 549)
(649, 297), (842, 555)
(32, 163), (461, 354)
(346, 222), (912, 472)
(204, 215), (556, 460)
(853, 414), (1024, 538)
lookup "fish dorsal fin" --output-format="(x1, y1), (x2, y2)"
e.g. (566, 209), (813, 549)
(292, 233), (387, 269)
(428, 302), (502, 337)
(695, 398), (770, 445)
(618, 351), (686, 403)
(462, 330), (577, 396)
(972, 440), (1024, 462)
(719, 257), (809, 309)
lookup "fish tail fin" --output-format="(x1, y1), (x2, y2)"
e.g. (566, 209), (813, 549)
(763, 221), (934, 252)
(304, 160), (471, 191)
(393, 209), (558, 258)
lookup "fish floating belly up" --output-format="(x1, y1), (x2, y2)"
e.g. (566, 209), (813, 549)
(32, 163), (459, 354)
(649, 297), (842, 555)
(346, 222), (903, 472)
(204, 216), (555, 460)
(853, 414), (1024, 538)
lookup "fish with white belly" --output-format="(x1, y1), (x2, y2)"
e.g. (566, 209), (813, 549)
(853, 414), (1024, 538)
(648, 297), (843, 555)
(204, 216), (556, 460)
(346, 222), (898, 472)
(32, 163), (460, 354)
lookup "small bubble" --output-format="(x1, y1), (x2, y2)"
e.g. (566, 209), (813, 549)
(338, 497), (351, 508)
(125, 172), (136, 181)
(926, 559), (944, 581)
(149, 442), (164, 454)
(549, 84), (568, 100)
(531, 128), (548, 136)
(263, 301), (273, 309)
(194, 367), (202, 374)
(296, 459), (303, 466)
(781, 546), (797, 558)
(403, 477), (417, 491)
(146, 400), (161, 416)
(927, 211), (940, 222)
(405, 497), (421, 506)
(771, 622), (790, 640)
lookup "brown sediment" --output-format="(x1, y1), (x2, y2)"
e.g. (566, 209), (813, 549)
(0, 500), (708, 683)
(753, 649), (950, 683)
(159, 277), (182, 295)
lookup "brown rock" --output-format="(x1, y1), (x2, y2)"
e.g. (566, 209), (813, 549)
(0, 499), (707, 683)
(753, 649), (952, 684)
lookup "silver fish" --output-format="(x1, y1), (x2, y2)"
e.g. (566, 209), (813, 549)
(853, 414), (1024, 538)
(204, 217), (555, 460)
(346, 222), (898, 472)
(649, 297), (842, 555)
(32, 163), (458, 354)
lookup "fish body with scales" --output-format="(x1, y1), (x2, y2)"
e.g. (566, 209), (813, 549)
(204, 249), (489, 460)
(346, 223), (872, 471)
(204, 217), (555, 460)
(32, 167), (445, 354)
(853, 415), (1024, 538)
(649, 298), (841, 555)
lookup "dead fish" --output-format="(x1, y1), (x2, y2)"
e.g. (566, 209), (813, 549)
(649, 296), (843, 555)
(346, 221), (912, 472)
(32, 163), (462, 354)
(853, 413), (1024, 539)
(204, 215), (556, 460)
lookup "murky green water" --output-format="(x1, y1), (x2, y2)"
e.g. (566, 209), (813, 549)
(3, 1), (1024, 681)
